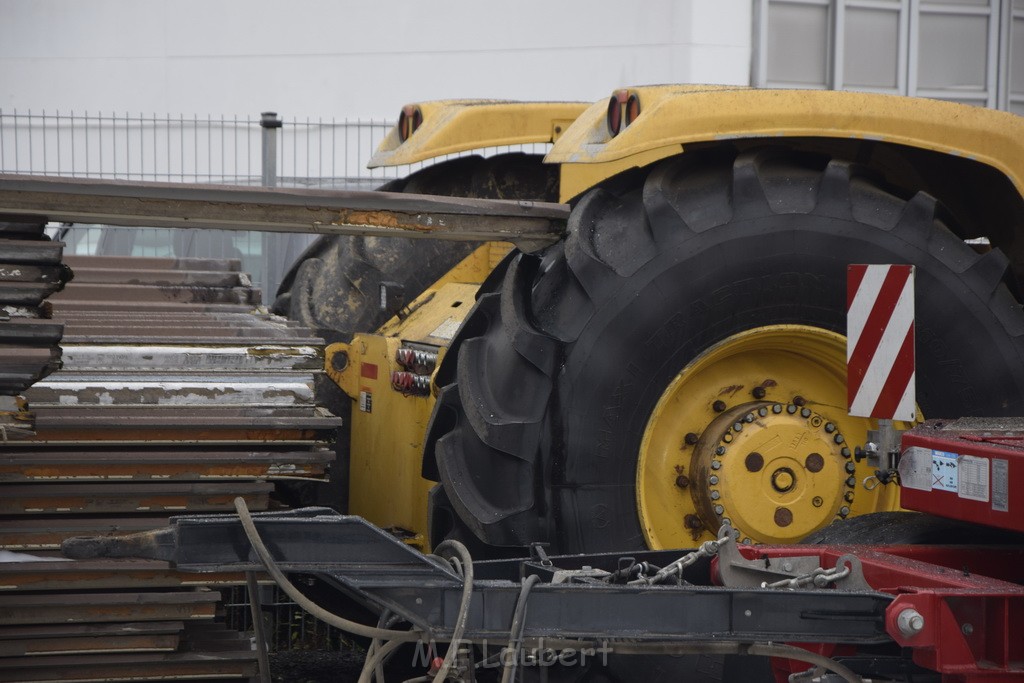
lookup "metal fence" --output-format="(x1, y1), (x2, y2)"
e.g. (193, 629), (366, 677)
(0, 109), (400, 299)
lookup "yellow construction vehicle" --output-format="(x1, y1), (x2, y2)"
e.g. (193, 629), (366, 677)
(276, 86), (1024, 557)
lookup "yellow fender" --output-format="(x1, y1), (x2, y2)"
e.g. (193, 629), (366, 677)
(368, 100), (589, 168)
(548, 86), (1024, 201)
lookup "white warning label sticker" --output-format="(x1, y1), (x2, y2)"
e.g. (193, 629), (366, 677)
(898, 446), (933, 491)
(931, 450), (959, 492)
(359, 390), (373, 413)
(957, 455), (989, 502)
(993, 459), (1009, 512)
(429, 317), (462, 341)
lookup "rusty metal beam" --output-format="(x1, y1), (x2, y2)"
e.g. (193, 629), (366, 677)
(0, 174), (568, 250)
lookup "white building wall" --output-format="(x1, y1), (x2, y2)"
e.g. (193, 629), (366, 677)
(0, 0), (752, 119)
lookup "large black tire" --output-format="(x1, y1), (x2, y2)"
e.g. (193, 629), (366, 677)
(425, 148), (1024, 553)
(272, 153), (559, 344)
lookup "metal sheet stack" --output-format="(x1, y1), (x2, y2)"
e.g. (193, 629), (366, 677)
(0, 219), (70, 439)
(0, 253), (342, 681)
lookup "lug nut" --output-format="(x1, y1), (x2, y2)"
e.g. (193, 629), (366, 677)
(897, 609), (925, 637)
(839, 506), (850, 517)
(846, 476), (856, 487)
(758, 407), (768, 417)
(752, 386), (767, 399)
(772, 404), (783, 414)
(800, 408), (812, 418)
(714, 504), (724, 515)
(710, 491), (721, 500)
(684, 432), (699, 445)
(834, 434), (845, 444)
(786, 404), (797, 414)
(709, 475), (719, 485)
(744, 413), (755, 423)
(844, 462), (856, 474)
(844, 491), (855, 503)
(715, 446), (726, 455)
(793, 396), (807, 407)
(824, 422), (836, 433)
(675, 475), (690, 489)
(733, 422), (744, 432)
(712, 400), (727, 413)
(841, 447), (851, 458)
(711, 460), (722, 470)
(723, 433), (733, 443)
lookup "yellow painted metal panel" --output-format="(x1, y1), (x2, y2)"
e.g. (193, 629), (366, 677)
(369, 100), (589, 168)
(548, 87), (1024, 201)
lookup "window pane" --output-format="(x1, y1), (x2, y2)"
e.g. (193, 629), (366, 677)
(844, 8), (900, 88)
(917, 13), (988, 90)
(767, 2), (830, 85)
(1014, 17), (1024, 93)
(922, 0), (990, 5)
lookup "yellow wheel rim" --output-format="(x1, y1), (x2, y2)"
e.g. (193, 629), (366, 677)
(637, 325), (906, 549)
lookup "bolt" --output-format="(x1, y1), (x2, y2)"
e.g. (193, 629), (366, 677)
(684, 514), (704, 530)
(774, 507), (794, 527)
(715, 446), (726, 455)
(845, 462), (857, 474)
(722, 518), (732, 526)
(711, 460), (722, 470)
(824, 422), (836, 433)
(841, 447), (851, 458)
(782, 561), (794, 572)
(742, 537), (752, 544)
(758, 407), (768, 417)
(675, 475), (690, 489)
(744, 413), (755, 423)
(771, 467), (797, 493)
(710, 491), (721, 500)
(962, 623), (974, 636)
(800, 407), (812, 418)
(896, 609), (925, 637)
(709, 475), (719, 485)
(846, 476), (857, 488)
(844, 491), (855, 503)
(684, 432), (699, 446)
(713, 400), (727, 413)
(745, 452), (765, 472)
(834, 434), (845, 444)
(787, 404), (797, 414)
(772, 404), (783, 414)
(752, 386), (767, 399)
(839, 506), (850, 517)
(723, 433), (733, 443)
(812, 496), (824, 507)
(793, 396), (807, 407)
(733, 422), (744, 432)
(714, 504), (724, 515)
(805, 453), (825, 473)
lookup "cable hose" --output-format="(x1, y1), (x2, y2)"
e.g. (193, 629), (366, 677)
(430, 539), (474, 683)
(500, 573), (541, 683)
(233, 498), (422, 641)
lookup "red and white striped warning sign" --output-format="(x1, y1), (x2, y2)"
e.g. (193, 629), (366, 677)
(847, 264), (916, 421)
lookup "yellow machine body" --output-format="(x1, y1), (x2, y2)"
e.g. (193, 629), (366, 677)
(329, 88), (1024, 549)
(325, 243), (512, 547)
(550, 85), (1024, 202)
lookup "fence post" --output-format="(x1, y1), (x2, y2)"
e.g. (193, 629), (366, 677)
(260, 112), (281, 187)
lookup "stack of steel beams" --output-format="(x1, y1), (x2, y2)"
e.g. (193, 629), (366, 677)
(0, 253), (341, 681)
(0, 219), (70, 439)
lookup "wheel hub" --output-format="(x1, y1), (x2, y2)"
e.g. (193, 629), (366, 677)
(636, 325), (904, 549)
(691, 402), (855, 544)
